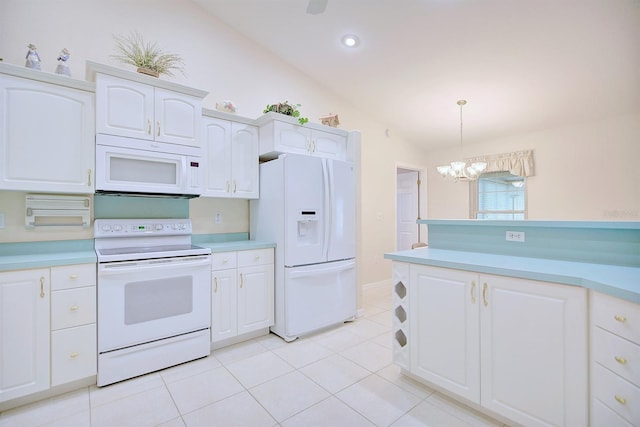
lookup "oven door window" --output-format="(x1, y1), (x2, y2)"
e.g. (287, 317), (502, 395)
(125, 276), (193, 324)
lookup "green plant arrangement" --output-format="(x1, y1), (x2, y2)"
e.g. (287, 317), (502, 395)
(264, 101), (309, 125)
(112, 31), (184, 78)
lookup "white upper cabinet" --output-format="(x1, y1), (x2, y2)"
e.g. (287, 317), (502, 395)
(257, 112), (348, 161)
(96, 74), (201, 147)
(0, 67), (95, 193)
(202, 114), (259, 199)
(88, 62), (208, 148)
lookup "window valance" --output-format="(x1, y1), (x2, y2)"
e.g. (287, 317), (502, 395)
(466, 149), (535, 177)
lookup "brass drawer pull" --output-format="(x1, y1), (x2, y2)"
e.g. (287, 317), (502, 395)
(614, 356), (627, 365)
(614, 315), (627, 322)
(214, 277), (218, 293)
(470, 281), (476, 304)
(482, 283), (488, 307)
(70, 352), (79, 359)
(40, 276), (45, 298)
(614, 395), (627, 405)
(70, 305), (79, 311)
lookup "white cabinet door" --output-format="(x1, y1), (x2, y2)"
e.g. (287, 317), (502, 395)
(154, 88), (200, 146)
(0, 75), (94, 193)
(202, 117), (232, 197)
(480, 274), (587, 426)
(96, 74), (201, 147)
(51, 324), (96, 386)
(409, 265), (480, 403)
(237, 264), (274, 335)
(274, 121), (311, 155)
(311, 130), (346, 160)
(96, 74), (154, 141)
(231, 123), (259, 199)
(0, 269), (50, 402)
(201, 117), (258, 199)
(211, 268), (238, 342)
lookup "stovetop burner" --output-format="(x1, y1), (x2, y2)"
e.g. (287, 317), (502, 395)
(94, 219), (211, 262)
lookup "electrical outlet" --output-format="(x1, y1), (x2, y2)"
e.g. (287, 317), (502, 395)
(214, 213), (222, 224)
(506, 231), (525, 242)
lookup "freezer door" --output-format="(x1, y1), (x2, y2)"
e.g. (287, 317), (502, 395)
(327, 159), (356, 261)
(284, 259), (356, 337)
(284, 155), (326, 266)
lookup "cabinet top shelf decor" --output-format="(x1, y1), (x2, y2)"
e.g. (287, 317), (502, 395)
(255, 111), (348, 137)
(86, 61), (208, 99)
(0, 62), (94, 92)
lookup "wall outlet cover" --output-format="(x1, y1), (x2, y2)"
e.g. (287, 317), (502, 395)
(506, 231), (525, 242)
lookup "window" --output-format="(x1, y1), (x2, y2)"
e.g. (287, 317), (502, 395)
(471, 172), (526, 220)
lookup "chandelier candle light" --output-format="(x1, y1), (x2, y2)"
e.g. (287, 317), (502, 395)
(436, 100), (487, 181)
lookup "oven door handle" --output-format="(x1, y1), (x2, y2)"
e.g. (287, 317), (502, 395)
(99, 256), (211, 274)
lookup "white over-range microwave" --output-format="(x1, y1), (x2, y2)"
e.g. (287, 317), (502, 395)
(96, 134), (202, 197)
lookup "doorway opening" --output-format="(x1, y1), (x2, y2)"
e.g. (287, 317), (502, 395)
(396, 165), (427, 251)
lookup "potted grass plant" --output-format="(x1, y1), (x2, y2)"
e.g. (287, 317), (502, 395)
(112, 31), (184, 78)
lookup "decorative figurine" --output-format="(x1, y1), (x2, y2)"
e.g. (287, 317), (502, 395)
(55, 48), (71, 76)
(320, 113), (340, 127)
(25, 43), (41, 70)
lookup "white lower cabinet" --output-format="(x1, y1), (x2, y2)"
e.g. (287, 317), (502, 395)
(0, 269), (50, 402)
(590, 291), (640, 426)
(394, 263), (588, 426)
(50, 264), (96, 387)
(211, 249), (274, 345)
(0, 264), (96, 404)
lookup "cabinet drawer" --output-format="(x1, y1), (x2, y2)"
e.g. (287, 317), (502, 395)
(51, 287), (96, 330)
(594, 326), (640, 387)
(592, 362), (640, 424)
(592, 292), (640, 344)
(51, 264), (96, 291)
(51, 324), (97, 386)
(237, 248), (273, 267)
(211, 251), (237, 270)
(592, 398), (634, 427)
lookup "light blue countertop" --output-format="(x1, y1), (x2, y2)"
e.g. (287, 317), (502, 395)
(196, 240), (276, 252)
(0, 238), (276, 272)
(0, 251), (97, 272)
(384, 248), (640, 304)
(0, 240), (96, 272)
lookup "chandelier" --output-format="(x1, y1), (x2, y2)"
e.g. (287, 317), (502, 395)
(436, 100), (487, 181)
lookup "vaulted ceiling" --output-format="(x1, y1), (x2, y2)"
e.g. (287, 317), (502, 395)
(194, 0), (640, 150)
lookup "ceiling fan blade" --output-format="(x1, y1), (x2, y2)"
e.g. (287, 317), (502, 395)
(306, 0), (328, 15)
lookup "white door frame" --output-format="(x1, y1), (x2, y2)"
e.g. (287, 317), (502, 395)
(395, 163), (427, 249)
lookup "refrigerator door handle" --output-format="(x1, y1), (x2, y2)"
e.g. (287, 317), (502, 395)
(322, 159), (332, 261)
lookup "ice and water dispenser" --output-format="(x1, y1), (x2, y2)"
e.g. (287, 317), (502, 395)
(296, 210), (319, 246)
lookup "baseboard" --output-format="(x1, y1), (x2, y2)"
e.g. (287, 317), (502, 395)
(363, 278), (392, 290)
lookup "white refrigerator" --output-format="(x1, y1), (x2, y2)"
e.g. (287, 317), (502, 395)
(250, 153), (356, 341)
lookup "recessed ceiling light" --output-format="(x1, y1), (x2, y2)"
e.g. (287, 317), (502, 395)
(341, 34), (360, 48)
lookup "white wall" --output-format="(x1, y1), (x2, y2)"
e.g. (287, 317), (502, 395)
(426, 112), (640, 221)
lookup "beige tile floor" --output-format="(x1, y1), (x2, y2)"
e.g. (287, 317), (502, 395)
(0, 283), (507, 427)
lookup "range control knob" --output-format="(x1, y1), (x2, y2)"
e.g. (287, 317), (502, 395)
(155, 224), (163, 231)
(101, 225), (112, 232)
